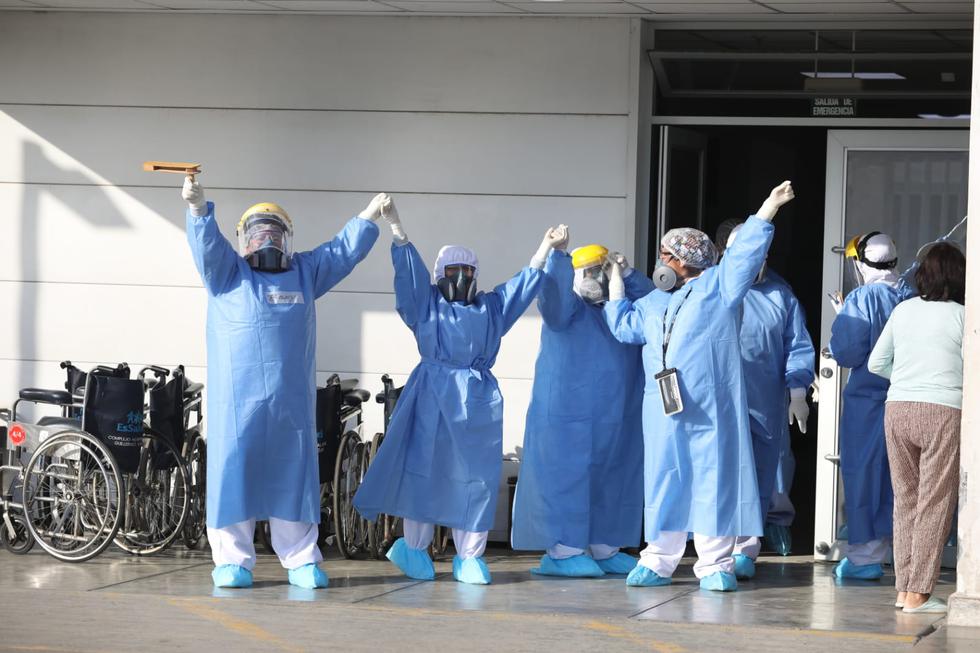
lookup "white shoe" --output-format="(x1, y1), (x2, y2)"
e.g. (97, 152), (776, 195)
(902, 597), (946, 614)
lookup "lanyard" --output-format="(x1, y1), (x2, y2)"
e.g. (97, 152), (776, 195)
(662, 285), (695, 368)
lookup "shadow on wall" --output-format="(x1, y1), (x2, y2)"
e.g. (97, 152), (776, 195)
(17, 140), (132, 397)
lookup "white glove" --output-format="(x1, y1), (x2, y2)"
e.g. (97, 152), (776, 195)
(828, 291), (843, 315)
(358, 192), (386, 222)
(551, 224), (570, 252)
(788, 387), (809, 434)
(182, 175), (207, 217)
(530, 225), (568, 269)
(608, 257), (625, 301)
(380, 195), (407, 244)
(608, 251), (633, 277)
(756, 180), (795, 222)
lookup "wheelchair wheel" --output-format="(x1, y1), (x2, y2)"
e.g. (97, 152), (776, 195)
(317, 480), (335, 550)
(181, 431), (208, 550)
(366, 433), (397, 559)
(114, 430), (190, 556)
(333, 431), (370, 559)
(430, 525), (451, 559)
(23, 430), (123, 563)
(1, 510), (35, 555)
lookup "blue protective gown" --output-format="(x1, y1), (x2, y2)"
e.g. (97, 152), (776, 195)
(353, 242), (543, 532)
(828, 280), (908, 545)
(738, 271), (815, 522)
(510, 250), (655, 551)
(604, 215), (773, 541)
(187, 203), (379, 529)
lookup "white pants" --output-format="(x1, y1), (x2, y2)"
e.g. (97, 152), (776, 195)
(844, 537), (892, 565)
(547, 542), (620, 561)
(207, 518), (322, 571)
(403, 518), (487, 560)
(638, 531), (735, 579)
(733, 536), (761, 560)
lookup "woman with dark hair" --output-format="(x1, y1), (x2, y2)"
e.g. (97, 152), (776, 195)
(868, 242), (966, 614)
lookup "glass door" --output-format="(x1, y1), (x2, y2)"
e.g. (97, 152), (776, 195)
(814, 129), (968, 562)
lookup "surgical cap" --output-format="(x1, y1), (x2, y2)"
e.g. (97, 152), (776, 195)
(662, 228), (718, 269)
(863, 233), (897, 264)
(433, 245), (479, 280)
(714, 219), (743, 254)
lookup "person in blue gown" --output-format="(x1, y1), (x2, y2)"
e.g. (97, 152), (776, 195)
(719, 223), (815, 578)
(511, 243), (654, 577)
(181, 177), (381, 589)
(829, 231), (910, 580)
(604, 182), (795, 592)
(354, 197), (566, 585)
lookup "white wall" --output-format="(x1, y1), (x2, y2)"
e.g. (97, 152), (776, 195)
(0, 13), (638, 459)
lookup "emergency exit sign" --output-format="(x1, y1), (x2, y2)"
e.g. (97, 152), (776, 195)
(811, 97), (858, 117)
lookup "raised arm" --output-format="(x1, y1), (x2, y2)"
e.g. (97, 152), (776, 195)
(538, 248), (579, 331)
(304, 213), (380, 298)
(392, 240), (433, 329)
(719, 182), (792, 308)
(182, 177), (240, 295)
(484, 226), (563, 333)
(602, 296), (648, 346)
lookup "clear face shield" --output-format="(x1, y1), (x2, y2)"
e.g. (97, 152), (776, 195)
(573, 261), (610, 304)
(237, 213), (293, 272)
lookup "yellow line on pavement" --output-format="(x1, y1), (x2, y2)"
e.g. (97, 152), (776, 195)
(583, 620), (688, 652)
(166, 598), (306, 653)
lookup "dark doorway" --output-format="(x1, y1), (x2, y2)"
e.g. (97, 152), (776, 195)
(651, 125), (828, 554)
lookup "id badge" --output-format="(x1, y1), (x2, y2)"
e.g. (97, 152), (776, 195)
(655, 368), (684, 416)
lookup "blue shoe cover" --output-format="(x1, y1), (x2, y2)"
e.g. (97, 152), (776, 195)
(700, 571), (738, 592)
(453, 556), (491, 585)
(288, 563), (329, 589)
(764, 523), (792, 556)
(626, 566), (671, 587)
(732, 554), (756, 580)
(531, 554), (605, 578)
(833, 557), (883, 580)
(386, 537), (435, 580)
(212, 564), (253, 588)
(595, 552), (638, 575)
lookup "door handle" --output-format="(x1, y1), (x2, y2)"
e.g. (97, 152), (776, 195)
(824, 454), (840, 465)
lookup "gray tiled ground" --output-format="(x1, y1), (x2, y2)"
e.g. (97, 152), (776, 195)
(0, 545), (974, 652)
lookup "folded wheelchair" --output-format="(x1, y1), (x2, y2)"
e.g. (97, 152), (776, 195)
(1, 361), (202, 561)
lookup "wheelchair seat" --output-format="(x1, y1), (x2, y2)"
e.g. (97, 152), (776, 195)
(20, 388), (73, 405)
(343, 389), (371, 406)
(37, 416), (82, 430)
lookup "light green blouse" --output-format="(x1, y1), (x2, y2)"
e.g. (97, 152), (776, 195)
(867, 296), (964, 409)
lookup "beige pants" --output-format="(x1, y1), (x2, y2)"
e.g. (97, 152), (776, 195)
(884, 401), (960, 595)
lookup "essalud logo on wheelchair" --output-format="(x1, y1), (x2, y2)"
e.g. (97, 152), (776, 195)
(116, 411), (143, 433)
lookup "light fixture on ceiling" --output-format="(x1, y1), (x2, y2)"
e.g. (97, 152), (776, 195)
(918, 114), (970, 120)
(801, 72), (906, 80)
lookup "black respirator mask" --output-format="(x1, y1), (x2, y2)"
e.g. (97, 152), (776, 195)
(437, 265), (478, 305)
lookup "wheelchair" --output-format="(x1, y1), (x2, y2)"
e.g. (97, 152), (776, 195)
(364, 374), (450, 560)
(140, 364), (205, 551)
(0, 363), (132, 562)
(317, 375), (372, 559)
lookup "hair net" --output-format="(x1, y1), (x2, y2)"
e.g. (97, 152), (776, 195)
(714, 219), (743, 254)
(725, 223), (744, 250)
(661, 228), (718, 269)
(863, 233), (898, 264)
(433, 245), (479, 281)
